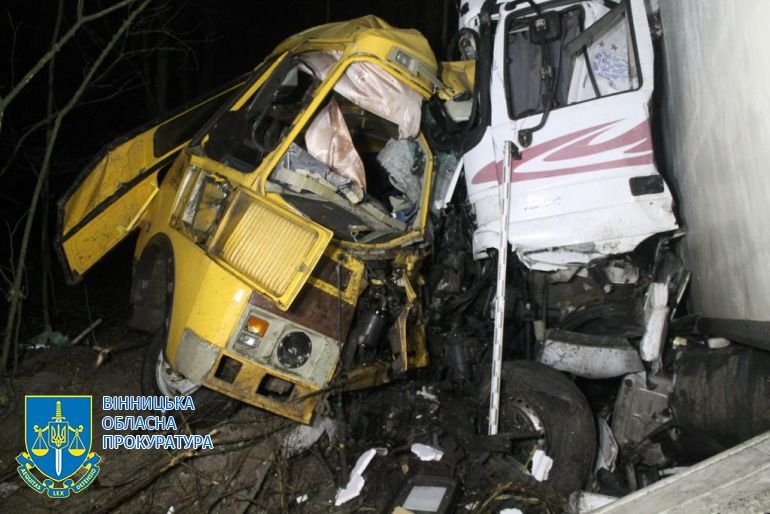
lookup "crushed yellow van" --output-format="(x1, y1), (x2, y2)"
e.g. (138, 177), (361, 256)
(57, 16), (449, 424)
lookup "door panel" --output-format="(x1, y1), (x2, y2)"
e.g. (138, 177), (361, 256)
(57, 81), (242, 282)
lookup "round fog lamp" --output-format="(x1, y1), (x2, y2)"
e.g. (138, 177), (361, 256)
(276, 332), (312, 368)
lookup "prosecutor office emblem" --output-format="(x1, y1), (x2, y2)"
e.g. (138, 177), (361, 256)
(17, 396), (101, 498)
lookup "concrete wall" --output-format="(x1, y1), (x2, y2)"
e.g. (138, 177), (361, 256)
(660, 0), (770, 320)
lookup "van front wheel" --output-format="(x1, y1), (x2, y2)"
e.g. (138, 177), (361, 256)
(141, 331), (240, 426)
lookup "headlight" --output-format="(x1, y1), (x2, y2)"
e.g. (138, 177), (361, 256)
(230, 305), (339, 388)
(276, 332), (312, 368)
(172, 165), (232, 244)
(172, 158), (332, 310)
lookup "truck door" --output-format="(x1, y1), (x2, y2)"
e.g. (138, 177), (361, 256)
(464, 0), (678, 269)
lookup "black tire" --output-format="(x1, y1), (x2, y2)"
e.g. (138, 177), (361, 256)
(485, 360), (597, 493)
(141, 330), (240, 427)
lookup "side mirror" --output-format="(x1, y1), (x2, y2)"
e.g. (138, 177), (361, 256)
(528, 12), (561, 44)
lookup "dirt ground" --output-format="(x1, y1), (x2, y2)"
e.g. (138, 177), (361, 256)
(0, 253), (564, 513)
(0, 323), (563, 514)
(0, 329), (350, 514)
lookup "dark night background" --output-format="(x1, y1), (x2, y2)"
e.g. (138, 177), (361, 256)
(0, 0), (457, 368)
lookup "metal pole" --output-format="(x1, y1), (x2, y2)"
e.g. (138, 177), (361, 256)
(489, 141), (513, 435)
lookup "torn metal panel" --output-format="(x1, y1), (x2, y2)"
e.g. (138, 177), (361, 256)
(587, 431), (770, 514)
(537, 329), (644, 379)
(639, 282), (669, 363)
(461, 0), (678, 270)
(611, 372), (671, 449)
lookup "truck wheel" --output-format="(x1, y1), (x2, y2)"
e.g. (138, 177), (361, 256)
(141, 331), (240, 426)
(492, 360), (597, 493)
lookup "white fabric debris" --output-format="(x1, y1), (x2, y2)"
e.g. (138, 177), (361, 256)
(530, 449), (553, 481)
(416, 386), (439, 402)
(305, 99), (366, 190)
(300, 50), (422, 138)
(334, 448), (377, 506)
(282, 416), (338, 458)
(411, 443), (444, 462)
(595, 417), (619, 472)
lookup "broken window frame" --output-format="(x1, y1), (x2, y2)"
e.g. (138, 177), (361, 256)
(263, 55), (433, 247)
(196, 54), (321, 173)
(503, 0), (642, 121)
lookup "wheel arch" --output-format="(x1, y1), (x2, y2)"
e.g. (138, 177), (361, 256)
(128, 233), (175, 333)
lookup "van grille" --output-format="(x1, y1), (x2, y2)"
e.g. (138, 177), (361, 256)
(210, 190), (329, 309)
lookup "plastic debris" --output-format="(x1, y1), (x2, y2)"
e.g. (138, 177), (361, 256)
(659, 466), (689, 476)
(296, 494), (308, 504)
(500, 509), (524, 514)
(567, 491), (617, 513)
(334, 448), (377, 506)
(283, 416), (339, 458)
(595, 417), (619, 472)
(530, 449), (553, 481)
(707, 337), (731, 349)
(416, 386), (439, 403)
(411, 443), (444, 462)
(26, 330), (70, 349)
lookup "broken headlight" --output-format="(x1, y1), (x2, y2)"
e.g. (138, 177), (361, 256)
(276, 332), (312, 368)
(173, 158), (331, 310)
(172, 165), (232, 244)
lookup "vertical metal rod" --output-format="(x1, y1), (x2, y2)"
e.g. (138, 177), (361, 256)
(489, 141), (513, 435)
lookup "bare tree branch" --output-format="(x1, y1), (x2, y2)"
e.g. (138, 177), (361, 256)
(1, 0), (154, 371)
(0, 117), (53, 180)
(0, 0), (139, 134)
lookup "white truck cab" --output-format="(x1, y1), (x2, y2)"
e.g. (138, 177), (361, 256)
(457, 0), (677, 270)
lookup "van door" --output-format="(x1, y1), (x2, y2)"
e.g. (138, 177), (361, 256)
(56, 82), (241, 282)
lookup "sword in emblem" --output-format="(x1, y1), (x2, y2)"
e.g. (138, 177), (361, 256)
(48, 401), (68, 477)
(55, 446), (62, 476)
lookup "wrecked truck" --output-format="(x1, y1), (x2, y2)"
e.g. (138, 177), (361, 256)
(54, 0), (701, 496)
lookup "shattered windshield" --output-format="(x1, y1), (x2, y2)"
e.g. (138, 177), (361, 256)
(203, 56), (318, 172)
(266, 54), (428, 244)
(505, 2), (640, 119)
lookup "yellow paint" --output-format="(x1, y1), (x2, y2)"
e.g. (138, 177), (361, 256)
(62, 175), (158, 276)
(62, 17), (440, 424)
(208, 188), (332, 311)
(59, 82), (242, 278)
(439, 60), (476, 98)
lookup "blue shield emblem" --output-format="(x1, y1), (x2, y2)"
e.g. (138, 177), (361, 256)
(18, 396), (100, 498)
